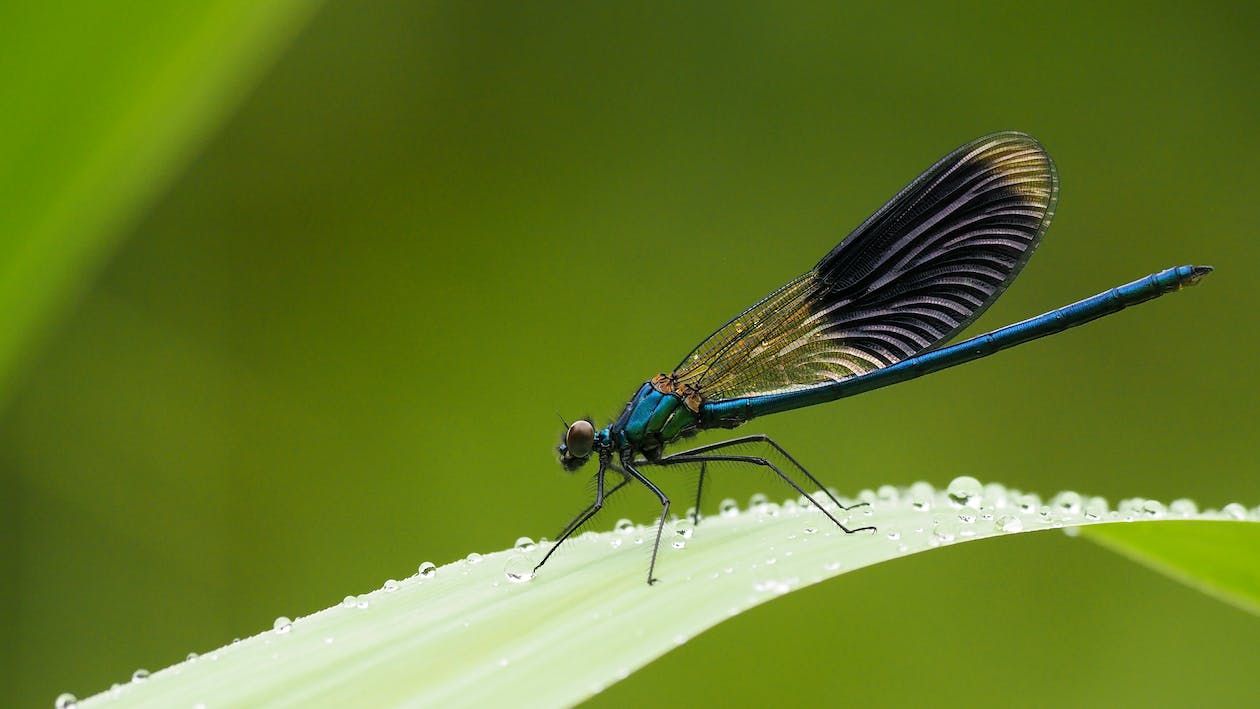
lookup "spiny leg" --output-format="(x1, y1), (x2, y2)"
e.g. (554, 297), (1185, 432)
(656, 453), (876, 536)
(622, 460), (670, 585)
(535, 462), (620, 576)
(661, 434), (867, 513)
(691, 460), (707, 525)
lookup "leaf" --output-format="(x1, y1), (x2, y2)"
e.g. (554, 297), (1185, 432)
(0, 0), (322, 402)
(75, 479), (1258, 708)
(1081, 510), (1260, 615)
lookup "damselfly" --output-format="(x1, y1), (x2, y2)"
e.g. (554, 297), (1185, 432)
(542, 131), (1210, 584)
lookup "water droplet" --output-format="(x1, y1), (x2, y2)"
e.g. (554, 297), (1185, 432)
(803, 526), (817, 535)
(273, 616), (293, 633)
(909, 481), (935, 510)
(824, 560), (842, 571)
(633, 536), (644, 545)
(886, 528), (901, 541)
(1223, 502), (1247, 520)
(504, 555), (534, 583)
(342, 595), (356, 608)
(1169, 498), (1198, 517)
(1083, 497), (1109, 520)
(356, 595), (370, 609)
(466, 552), (484, 564)
(1015, 493), (1041, 514)
(995, 515), (1023, 533)
(186, 652), (199, 661)
(615, 518), (635, 534)
(383, 579), (400, 592)
(514, 536), (537, 552)
(983, 483), (1009, 508)
(609, 537), (622, 548)
(720, 498), (740, 517)
(131, 669), (150, 683)
(54, 692), (77, 709)
(671, 539), (686, 550)
(957, 510), (977, 524)
(1141, 500), (1166, 518)
(1053, 491), (1083, 516)
(675, 522), (694, 539)
(418, 561), (437, 578)
(947, 476), (983, 508)
(749, 492), (769, 509)
(876, 484), (900, 503)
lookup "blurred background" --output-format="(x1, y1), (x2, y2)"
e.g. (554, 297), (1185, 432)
(3, 1), (1257, 706)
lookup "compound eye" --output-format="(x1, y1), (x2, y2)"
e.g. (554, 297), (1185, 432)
(565, 420), (595, 458)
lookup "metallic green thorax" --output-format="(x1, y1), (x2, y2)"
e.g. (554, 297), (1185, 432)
(613, 380), (700, 455)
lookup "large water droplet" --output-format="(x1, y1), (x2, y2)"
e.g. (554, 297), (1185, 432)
(1223, 502), (1247, 520)
(719, 498), (740, 517)
(504, 556), (534, 583)
(273, 616), (293, 633)
(1053, 491), (1083, 516)
(947, 476), (983, 508)
(1083, 497), (1109, 520)
(514, 536), (537, 552)
(54, 692), (77, 709)
(1169, 498), (1198, 517)
(1141, 500), (1166, 518)
(1015, 493), (1041, 514)
(909, 481), (935, 511)
(418, 561), (437, 578)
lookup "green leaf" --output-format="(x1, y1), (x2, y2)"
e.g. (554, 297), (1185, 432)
(0, 0), (321, 402)
(73, 479), (1258, 708)
(1081, 512), (1260, 615)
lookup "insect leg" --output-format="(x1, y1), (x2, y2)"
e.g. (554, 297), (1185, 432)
(621, 459), (670, 586)
(535, 461), (621, 575)
(661, 434), (867, 512)
(656, 454), (876, 536)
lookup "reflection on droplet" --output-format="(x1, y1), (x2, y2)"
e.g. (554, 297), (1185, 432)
(947, 476), (983, 508)
(1141, 500), (1166, 518)
(1015, 493), (1041, 514)
(273, 616), (293, 634)
(995, 515), (1023, 533)
(504, 555), (534, 583)
(615, 519), (635, 534)
(515, 536), (537, 552)
(909, 481), (935, 511)
(418, 562), (437, 578)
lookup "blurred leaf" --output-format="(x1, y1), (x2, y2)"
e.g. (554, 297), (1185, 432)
(0, 0), (321, 404)
(1082, 517), (1260, 616)
(74, 481), (1258, 708)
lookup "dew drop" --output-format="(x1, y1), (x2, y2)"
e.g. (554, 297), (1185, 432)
(672, 539), (687, 550)
(418, 561), (437, 578)
(719, 498), (740, 517)
(824, 560), (842, 571)
(1054, 491), (1083, 516)
(504, 555), (535, 583)
(876, 484), (900, 503)
(609, 537), (622, 549)
(675, 522), (695, 539)
(749, 492), (769, 509)
(1223, 502), (1247, 520)
(957, 510), (977, 524)
(273, 616), (293, 634)
(383, 579), (400, 592)
(1083, 497), (1109, 520)
(633, 536), (644, 545)
(342, 595), (356, 608)
(356, 595), (370, 609)
(54, 692), (77, 709)
(131, 669), (150, 683)
(947, 476), (983, 508)
(186, 652), (199, 661)
(466, 552), (484, 564)
(1141, 500), (1166, 518)
(909, 481), (935, 510)
(615, 518), (635, 534)
(886, 528), (901, 541)
(1169, 498), (1198, 517)
(514, 536), (537, 552)
(1015, 493), (1041, 514)
(803, 526), (817, 535)
(995, 515), (1023, 533)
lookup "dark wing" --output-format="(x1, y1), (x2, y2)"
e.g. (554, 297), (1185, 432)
(670, 131), (1058, 402)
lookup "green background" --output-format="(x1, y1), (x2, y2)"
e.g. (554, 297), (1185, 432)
(4, 1), (1257, 706)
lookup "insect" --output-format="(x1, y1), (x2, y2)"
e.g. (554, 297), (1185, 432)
(539, 131), (1211, 585)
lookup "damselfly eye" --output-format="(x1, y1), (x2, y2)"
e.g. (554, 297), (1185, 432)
(565, 420), (595, 458)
